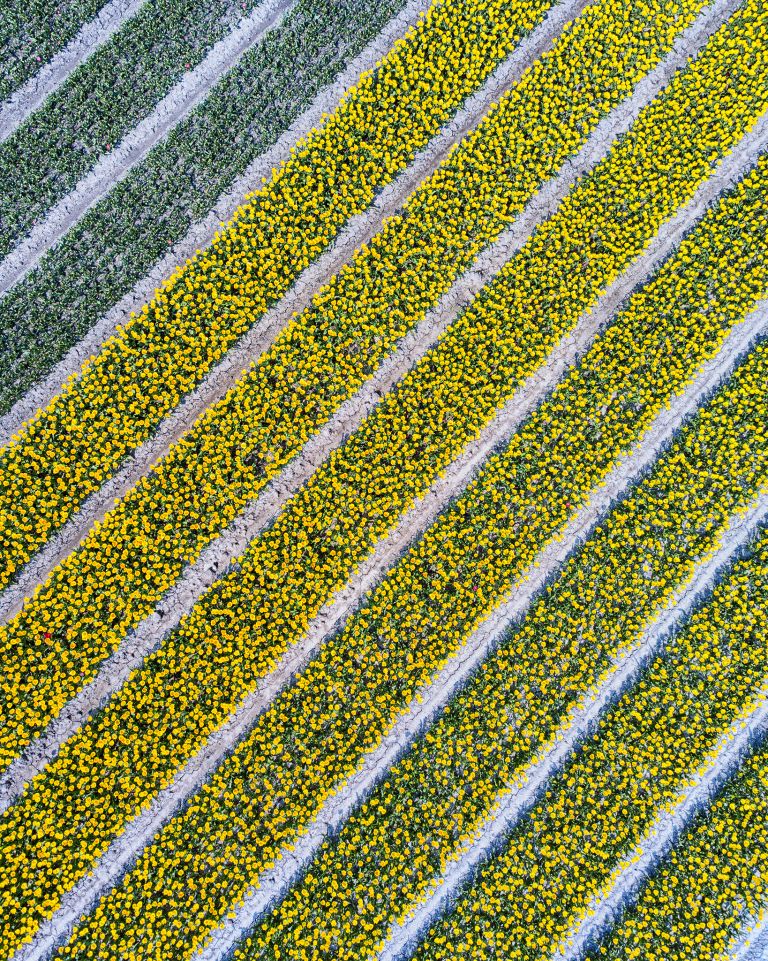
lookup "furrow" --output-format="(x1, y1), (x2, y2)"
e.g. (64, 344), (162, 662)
(0, 0), (738, 628)
(0, 0), (297, 295)
(0, 0), (147, 144)
(731, 917), (768, 961)
(3, 102), (764, 810)
(554, 700), (768, 961)
(208, 311), (768, 961)
(0, 0), (432, 438)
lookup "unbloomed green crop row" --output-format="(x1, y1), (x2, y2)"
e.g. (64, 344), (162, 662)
(0, 0), (407, 414)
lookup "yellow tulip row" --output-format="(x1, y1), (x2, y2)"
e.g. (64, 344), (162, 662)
(413, 516), (768, 961)
(0, 0), (719, 773)
(48, 159), (768, 961)
(228, 185), (768, 961)
(589, 714), (768, 961)
(2, 12), (766, 957)
(0, 0), (558, 588)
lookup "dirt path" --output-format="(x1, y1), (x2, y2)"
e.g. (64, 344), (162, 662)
(731, 913), (768, 961)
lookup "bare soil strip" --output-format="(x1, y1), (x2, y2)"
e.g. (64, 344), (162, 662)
(731, 914), (768, 961)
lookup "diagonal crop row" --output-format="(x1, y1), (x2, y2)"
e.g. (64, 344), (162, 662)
(588, 720), (768, 961)
(0, 0), (753, 780)
(0, 0), (106, 102)
(13, 141), (768, 961)
(0, 0), (308, 304)
(0, 0), (728, 591)
(0, 0), (150, 148)
(6, 18), (761, 948)
(0, 0), (409, 415)
(202, 176), (768, 961)
(0, 0), (276, 258)
(410, 525), (768, 961)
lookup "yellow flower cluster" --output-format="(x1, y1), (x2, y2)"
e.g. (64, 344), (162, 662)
(47, 159), (768, 961)
(0, 0), (555, 588)
(226, 185), (768, 961)
(590, 706), (768, 961)
(3, 9), (768, 955)
(0, 0), (753, 782)
(415, 523), (768, 961)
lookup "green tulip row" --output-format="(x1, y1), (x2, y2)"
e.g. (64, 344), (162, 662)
(0, 0), (407, 414)
(0, 0), (104, 102)
(0, 0), (271, 257)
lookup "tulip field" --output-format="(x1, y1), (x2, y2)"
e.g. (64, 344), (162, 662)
(1, 0), (767, 958)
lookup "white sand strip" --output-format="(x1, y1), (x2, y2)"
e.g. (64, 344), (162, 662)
(731, 912), (768, 961)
